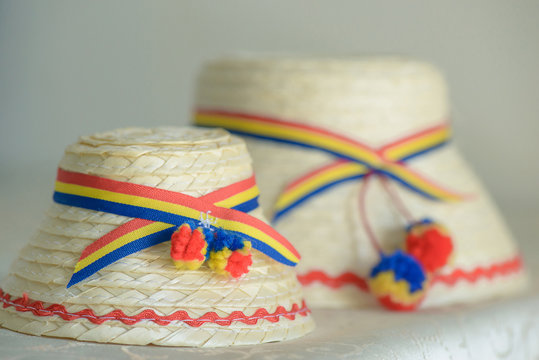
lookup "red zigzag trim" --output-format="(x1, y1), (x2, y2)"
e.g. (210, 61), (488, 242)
(297, 256), (523, 290)
(0, 290), (310, 327)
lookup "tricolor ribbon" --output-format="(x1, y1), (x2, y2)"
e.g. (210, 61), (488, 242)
(53, 168), (300, 287)
(194, 109), (466, 221)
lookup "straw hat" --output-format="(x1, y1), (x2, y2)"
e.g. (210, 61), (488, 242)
(0, 127), (314, 346)
(194, 56), (528, 310)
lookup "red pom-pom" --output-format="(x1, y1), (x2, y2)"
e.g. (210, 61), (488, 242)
(405, 220), (453, 272)
(170, 224), (207, 269)
(224, 241), (252, 278)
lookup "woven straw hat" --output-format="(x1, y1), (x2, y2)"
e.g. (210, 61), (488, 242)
(194, 56), (528, 310)
(0, 126), (314, 346)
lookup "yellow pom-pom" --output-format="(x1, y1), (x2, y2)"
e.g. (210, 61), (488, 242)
(207, 248), (233, 275)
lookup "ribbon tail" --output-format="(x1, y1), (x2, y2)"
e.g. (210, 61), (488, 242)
(272, 160), (370, 222)
(381, 163), (468, 202)
(67, 220), (175, 288)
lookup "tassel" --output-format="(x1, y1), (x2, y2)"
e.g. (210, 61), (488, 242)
(170, 223), (208, 270)
(208, 229), (252, 278)
(368, 250), (427, 311)
(224, 241), (252, 278)
(405, 218), (453, 272)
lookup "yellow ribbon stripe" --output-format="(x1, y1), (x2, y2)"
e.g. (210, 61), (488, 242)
(196, 113), (384, 167)
(55, 181), (299, 265)
(74, 221), (174, 272)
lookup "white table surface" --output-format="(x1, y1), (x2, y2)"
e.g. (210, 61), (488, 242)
(1, 169), (538, 360)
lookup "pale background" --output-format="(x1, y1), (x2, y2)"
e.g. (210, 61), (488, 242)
(0, 2), (538, 358)
(1, 0), (539, 210)
(1, 0), (538, 258)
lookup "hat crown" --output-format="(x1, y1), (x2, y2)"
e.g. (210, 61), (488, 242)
(0, 126), (314, 346)
(78, 126), (230, 146)
(59, 126), (253, 195)
(197, 56), (449, 144)
(194, 55), (527, 310)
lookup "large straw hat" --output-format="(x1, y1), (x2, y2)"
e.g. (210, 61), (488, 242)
(0, 127), (314, 346)
(194, 56), (528, 310)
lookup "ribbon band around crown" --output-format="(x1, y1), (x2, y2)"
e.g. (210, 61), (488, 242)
(53, 168), (300, 287)
(194, 109), (467, 221)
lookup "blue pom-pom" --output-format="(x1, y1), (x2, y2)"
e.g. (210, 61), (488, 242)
(370, 250), (427, 293)
(211, 228), (245, 252)
(200, 226), (215, 243)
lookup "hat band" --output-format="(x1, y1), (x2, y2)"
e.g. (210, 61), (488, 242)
(297, 255), (523, 290)
(0, 289), (310, 327)
(53, 168), (301, 287)
(194, 109), (466, 222)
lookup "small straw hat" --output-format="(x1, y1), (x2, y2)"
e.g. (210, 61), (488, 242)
(194, 56), (528, 310)
(0, 127), (314, 346)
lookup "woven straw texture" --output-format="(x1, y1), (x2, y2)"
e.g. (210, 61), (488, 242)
(0, 127), (314, 346)
(195, 56), (528, 309)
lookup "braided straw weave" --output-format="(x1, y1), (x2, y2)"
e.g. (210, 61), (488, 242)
(195, 56), (528, 308)
(0, 127), (314, 346)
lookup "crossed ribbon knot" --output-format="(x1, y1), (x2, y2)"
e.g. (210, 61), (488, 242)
(194, 109), (465, 222)
(53, 168), (300, 287)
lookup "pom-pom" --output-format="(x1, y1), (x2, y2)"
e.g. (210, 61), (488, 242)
(207, 229), (252, 278)
(405, 218), (453, 272)
(225, 241), (253, 278)
(368, 250), (427, 311)
(170, 223), (208, 270)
